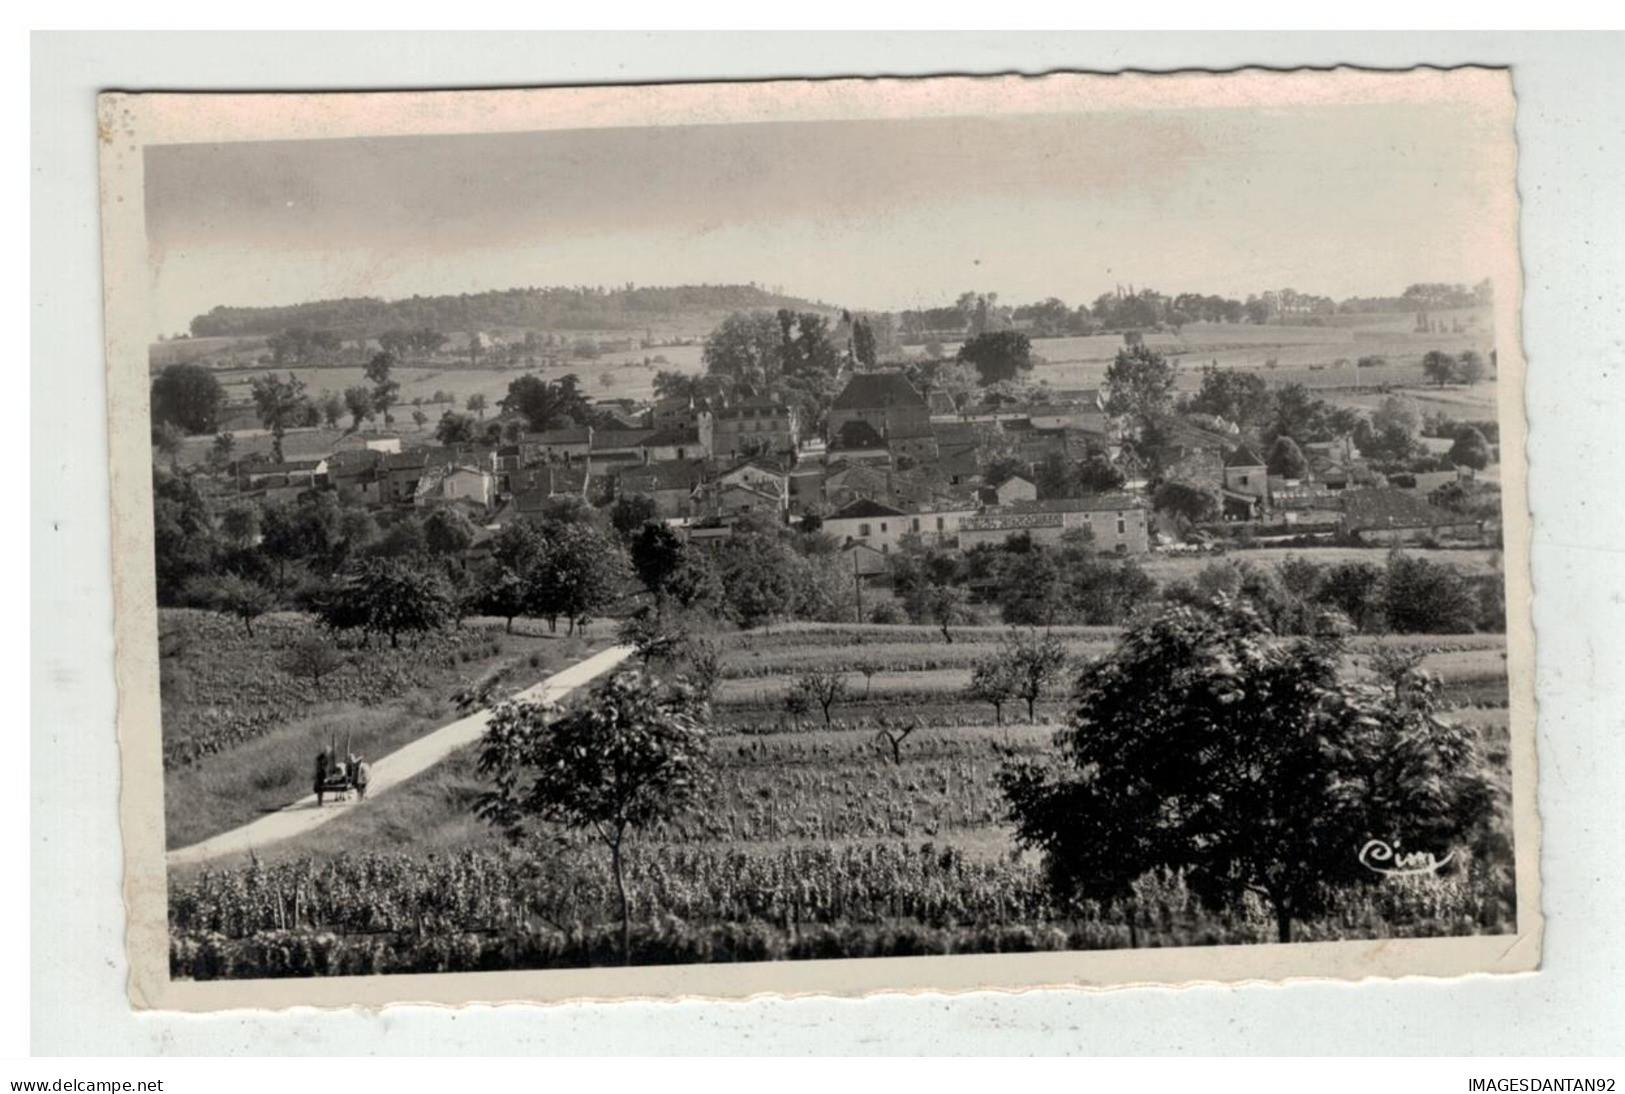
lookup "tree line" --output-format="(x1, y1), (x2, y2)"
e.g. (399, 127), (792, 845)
(188, 283), (830, 339)
(885, 528), (1501, 637)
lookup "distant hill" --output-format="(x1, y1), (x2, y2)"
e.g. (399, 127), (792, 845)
(188, 284), (837, 339)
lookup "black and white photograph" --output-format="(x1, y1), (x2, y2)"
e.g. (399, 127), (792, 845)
(97, 67), (1539, 1007)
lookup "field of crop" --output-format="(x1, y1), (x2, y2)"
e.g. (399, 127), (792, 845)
(160, 608), (605, 848)
(924, 313), (1494, 399)
(170, 605), (1516, 977)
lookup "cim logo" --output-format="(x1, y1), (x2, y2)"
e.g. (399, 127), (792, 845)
(1358, 838), (1457, 878)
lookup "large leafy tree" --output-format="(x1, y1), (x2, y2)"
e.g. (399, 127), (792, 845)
(317, 391), (346, 429)
(422, 507), (477, 556)
(997, 548), (1063, 627)
(475, 668), (713, 964)
(1455, 350), (1487, 386)
(1058, 552), (1157, 626)
(502, 373), (590, 431)
(701, 310), (787, 392)
(651, 370), (727, 403)
(1314, 560), (1386, 633)
(1104, 344), (1177, 432)
(1266, 435), (1309, 479)
(1152, 480), (1221, 528)
(1266, 382), (1332, 446)
(315, 557), (454, 647)
(998, 597), (1498, 942)
(1384, 552), (1479, 634)
(629, 521), (686, 594)
(489, 520), (548, 574)
(527, 522), (629, 635)
(776, 309), (844, 383)
(628, 521), (718, 617)
(956, 330), (1033, 385)
(151, 364), (226, 435)
(1002, 630), (1069, 722)
(435, 410), (478, 445)
(152, 469), (218, 604)
(713, 532), (800, 629)
(700, 309), (843, 399)
(364, 351), (401, 419)
(1422, 349), (1459, 387)
(186, 573), (277, 637)
(851, 314), (878, 369)
(1187, 366), (1272, 428)
(248, 372), (310, 463)
(343, 385), (375, 431)
(1076, 452), (1126, 494)
(1448, 426), (1492, 471)
(464, 562), (528, 633)
(964, 653), (1018, 725)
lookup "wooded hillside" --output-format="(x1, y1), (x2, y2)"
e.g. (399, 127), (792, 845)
(188, 283), (834, 339)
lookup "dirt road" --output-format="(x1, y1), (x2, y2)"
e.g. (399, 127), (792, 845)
(165, 645), (635, 867)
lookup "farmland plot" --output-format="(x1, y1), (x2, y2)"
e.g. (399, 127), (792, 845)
(172, 617), (1515, 977)
(159, 608), (599, 848)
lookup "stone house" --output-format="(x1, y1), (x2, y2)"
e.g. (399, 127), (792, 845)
(958, 495), (1151, 554)
(711, 396), (798, 459)
(826, 370), (930, 439)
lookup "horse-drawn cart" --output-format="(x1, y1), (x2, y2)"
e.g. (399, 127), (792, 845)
(313, 732), (370, 806)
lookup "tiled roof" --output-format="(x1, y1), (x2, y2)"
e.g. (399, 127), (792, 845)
(591, 429), (657, 451)
(527, 427), (592, 445)
(508, 465), (590, 496)
(830, 497), (909, 520)
(326, 448), (383, 471)
(830, 420), (888, 451)
(1224, 444), (1265, 468)
(831, 370), (927, 411)
(715, 481), (783, 504)
(620, 459), (708, 492)
(723, 455), (790, 476)
(887, 418), (937, 441)
(1001, 493), (1148, 514)
(641, 428), (700, 447)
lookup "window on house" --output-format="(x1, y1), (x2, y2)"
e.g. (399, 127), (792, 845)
(1117, 517), (1126, 535)
(881, 544), (889, 554)
(1239, 475), (1249, 486)
(859, 523), (871, 537)
(880, 523), (888, 533)
(936, 517), (945, 531)
(912, 518), (920, 532)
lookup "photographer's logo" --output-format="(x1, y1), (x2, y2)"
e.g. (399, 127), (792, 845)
(1358, 838), (1455, 878)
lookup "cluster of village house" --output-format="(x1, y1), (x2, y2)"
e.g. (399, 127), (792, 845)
(227, 368), (1486, 571)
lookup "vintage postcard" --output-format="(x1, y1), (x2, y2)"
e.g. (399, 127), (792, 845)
(98, 67), (1539, 1010)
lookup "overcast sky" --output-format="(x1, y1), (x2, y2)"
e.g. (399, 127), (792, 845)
(144, 100), (1507, 338)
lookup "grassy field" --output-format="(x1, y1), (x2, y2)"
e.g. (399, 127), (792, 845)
(159, 609), (611, 849)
